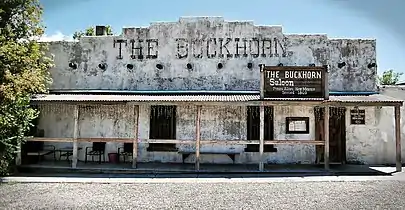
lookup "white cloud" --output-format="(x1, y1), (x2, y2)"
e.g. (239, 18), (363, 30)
(38, 31), (74, 42)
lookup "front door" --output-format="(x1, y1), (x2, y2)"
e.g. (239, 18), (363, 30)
(329, 107), (346, 163)
(314, 107), (346, 163)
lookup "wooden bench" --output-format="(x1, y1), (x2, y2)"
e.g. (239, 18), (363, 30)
(178, 151), (241, 163)
(26, 151), (53, 156)
(26, 145), (56, 162)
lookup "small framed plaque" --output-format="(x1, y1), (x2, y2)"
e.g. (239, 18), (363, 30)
(350, 109), (365, 125)
(285, 117), (310, 134)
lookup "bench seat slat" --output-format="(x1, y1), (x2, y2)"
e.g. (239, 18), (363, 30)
(178, 151), (241, 154)
(179, 151), (240, 163)
(26, 151), (53, 156)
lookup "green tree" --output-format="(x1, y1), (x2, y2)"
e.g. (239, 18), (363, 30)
(73, 25), (114, 40)
(105, 25), (113, 35)
(378, 69), (403, 85)
(72, 31), (84, 40)
(0, 0), (53, 175)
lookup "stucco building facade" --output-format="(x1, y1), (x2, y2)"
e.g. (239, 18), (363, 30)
(22, 17), (403, 171)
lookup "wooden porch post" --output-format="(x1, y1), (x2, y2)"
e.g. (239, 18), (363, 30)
(72, 105), (79, 168)
(132, 105), (140, 168)
(259, 104), (265, 171)
(395, 105), (402, 172)
(15, 142), (22, 166)
(259, 64), (265, 171)
(323, 106), (330, 170)
(195, 105), (202, 171)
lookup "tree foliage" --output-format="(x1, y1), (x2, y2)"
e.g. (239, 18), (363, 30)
(73, 25), (113, 40)
(378, 69), (403, 85)
(0, 0), (53, 175)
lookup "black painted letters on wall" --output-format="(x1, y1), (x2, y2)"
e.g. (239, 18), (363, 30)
(113, 37), (288, 59)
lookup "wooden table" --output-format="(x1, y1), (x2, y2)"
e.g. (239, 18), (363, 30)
(58, 147), (82, 161)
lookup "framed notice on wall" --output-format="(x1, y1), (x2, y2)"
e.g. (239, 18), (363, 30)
(350, 109), (365, 125)
(262, 66), (327, 99)
(285, 117), (310, 134)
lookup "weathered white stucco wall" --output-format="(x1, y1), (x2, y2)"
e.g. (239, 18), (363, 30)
(376, 86), (405, 163)
(39, 104), (136, 161)
(38, 102), (405, 165)
(39, 104), (317, 164)
(46, 17), (377, 92)
(345, 106), (392, 164)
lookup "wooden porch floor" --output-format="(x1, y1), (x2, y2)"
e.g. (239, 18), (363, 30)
(17, 160), (396, 176)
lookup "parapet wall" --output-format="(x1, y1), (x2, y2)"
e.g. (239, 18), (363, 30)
(46, 17), (377, 92)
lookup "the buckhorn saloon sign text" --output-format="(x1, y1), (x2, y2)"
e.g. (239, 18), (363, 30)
(262, 66), (326, 98)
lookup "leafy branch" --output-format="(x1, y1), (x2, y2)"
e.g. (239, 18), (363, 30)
(378, 69), (403, 85)
(72, 25), (113, 40)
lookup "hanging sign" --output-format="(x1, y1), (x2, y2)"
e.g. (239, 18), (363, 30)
(350, 109), (365, 125)
(261, 66), (327, 99)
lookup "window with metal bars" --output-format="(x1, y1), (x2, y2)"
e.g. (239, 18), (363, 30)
(245, 106), (277, 152)
(147, 105), (177, 152)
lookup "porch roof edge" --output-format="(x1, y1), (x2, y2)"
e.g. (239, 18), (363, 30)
(30, 93), (403, 106)
(47, 89), (379, 96)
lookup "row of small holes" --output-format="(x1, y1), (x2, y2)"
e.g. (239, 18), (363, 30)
(69, 62), (255, 70)
(338, 62), (377, 69)
(69, 62), (360, 70)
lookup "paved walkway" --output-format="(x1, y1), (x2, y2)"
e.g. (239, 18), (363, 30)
(18, 162), (398, 175)
(2, 168), (405, 184)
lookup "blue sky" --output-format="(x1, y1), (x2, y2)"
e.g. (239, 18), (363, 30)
(39, 0), (405, 79)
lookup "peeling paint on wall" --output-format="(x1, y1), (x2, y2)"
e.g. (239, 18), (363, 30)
(38, 102), (403, 164)
(39, 104), (320, 164)
(46, 17), (377, 92)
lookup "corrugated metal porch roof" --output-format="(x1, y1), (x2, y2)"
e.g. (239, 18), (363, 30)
(30, 93), (403, 105)
(329, 95), (402, 103)
(31, 94), (260, 102)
